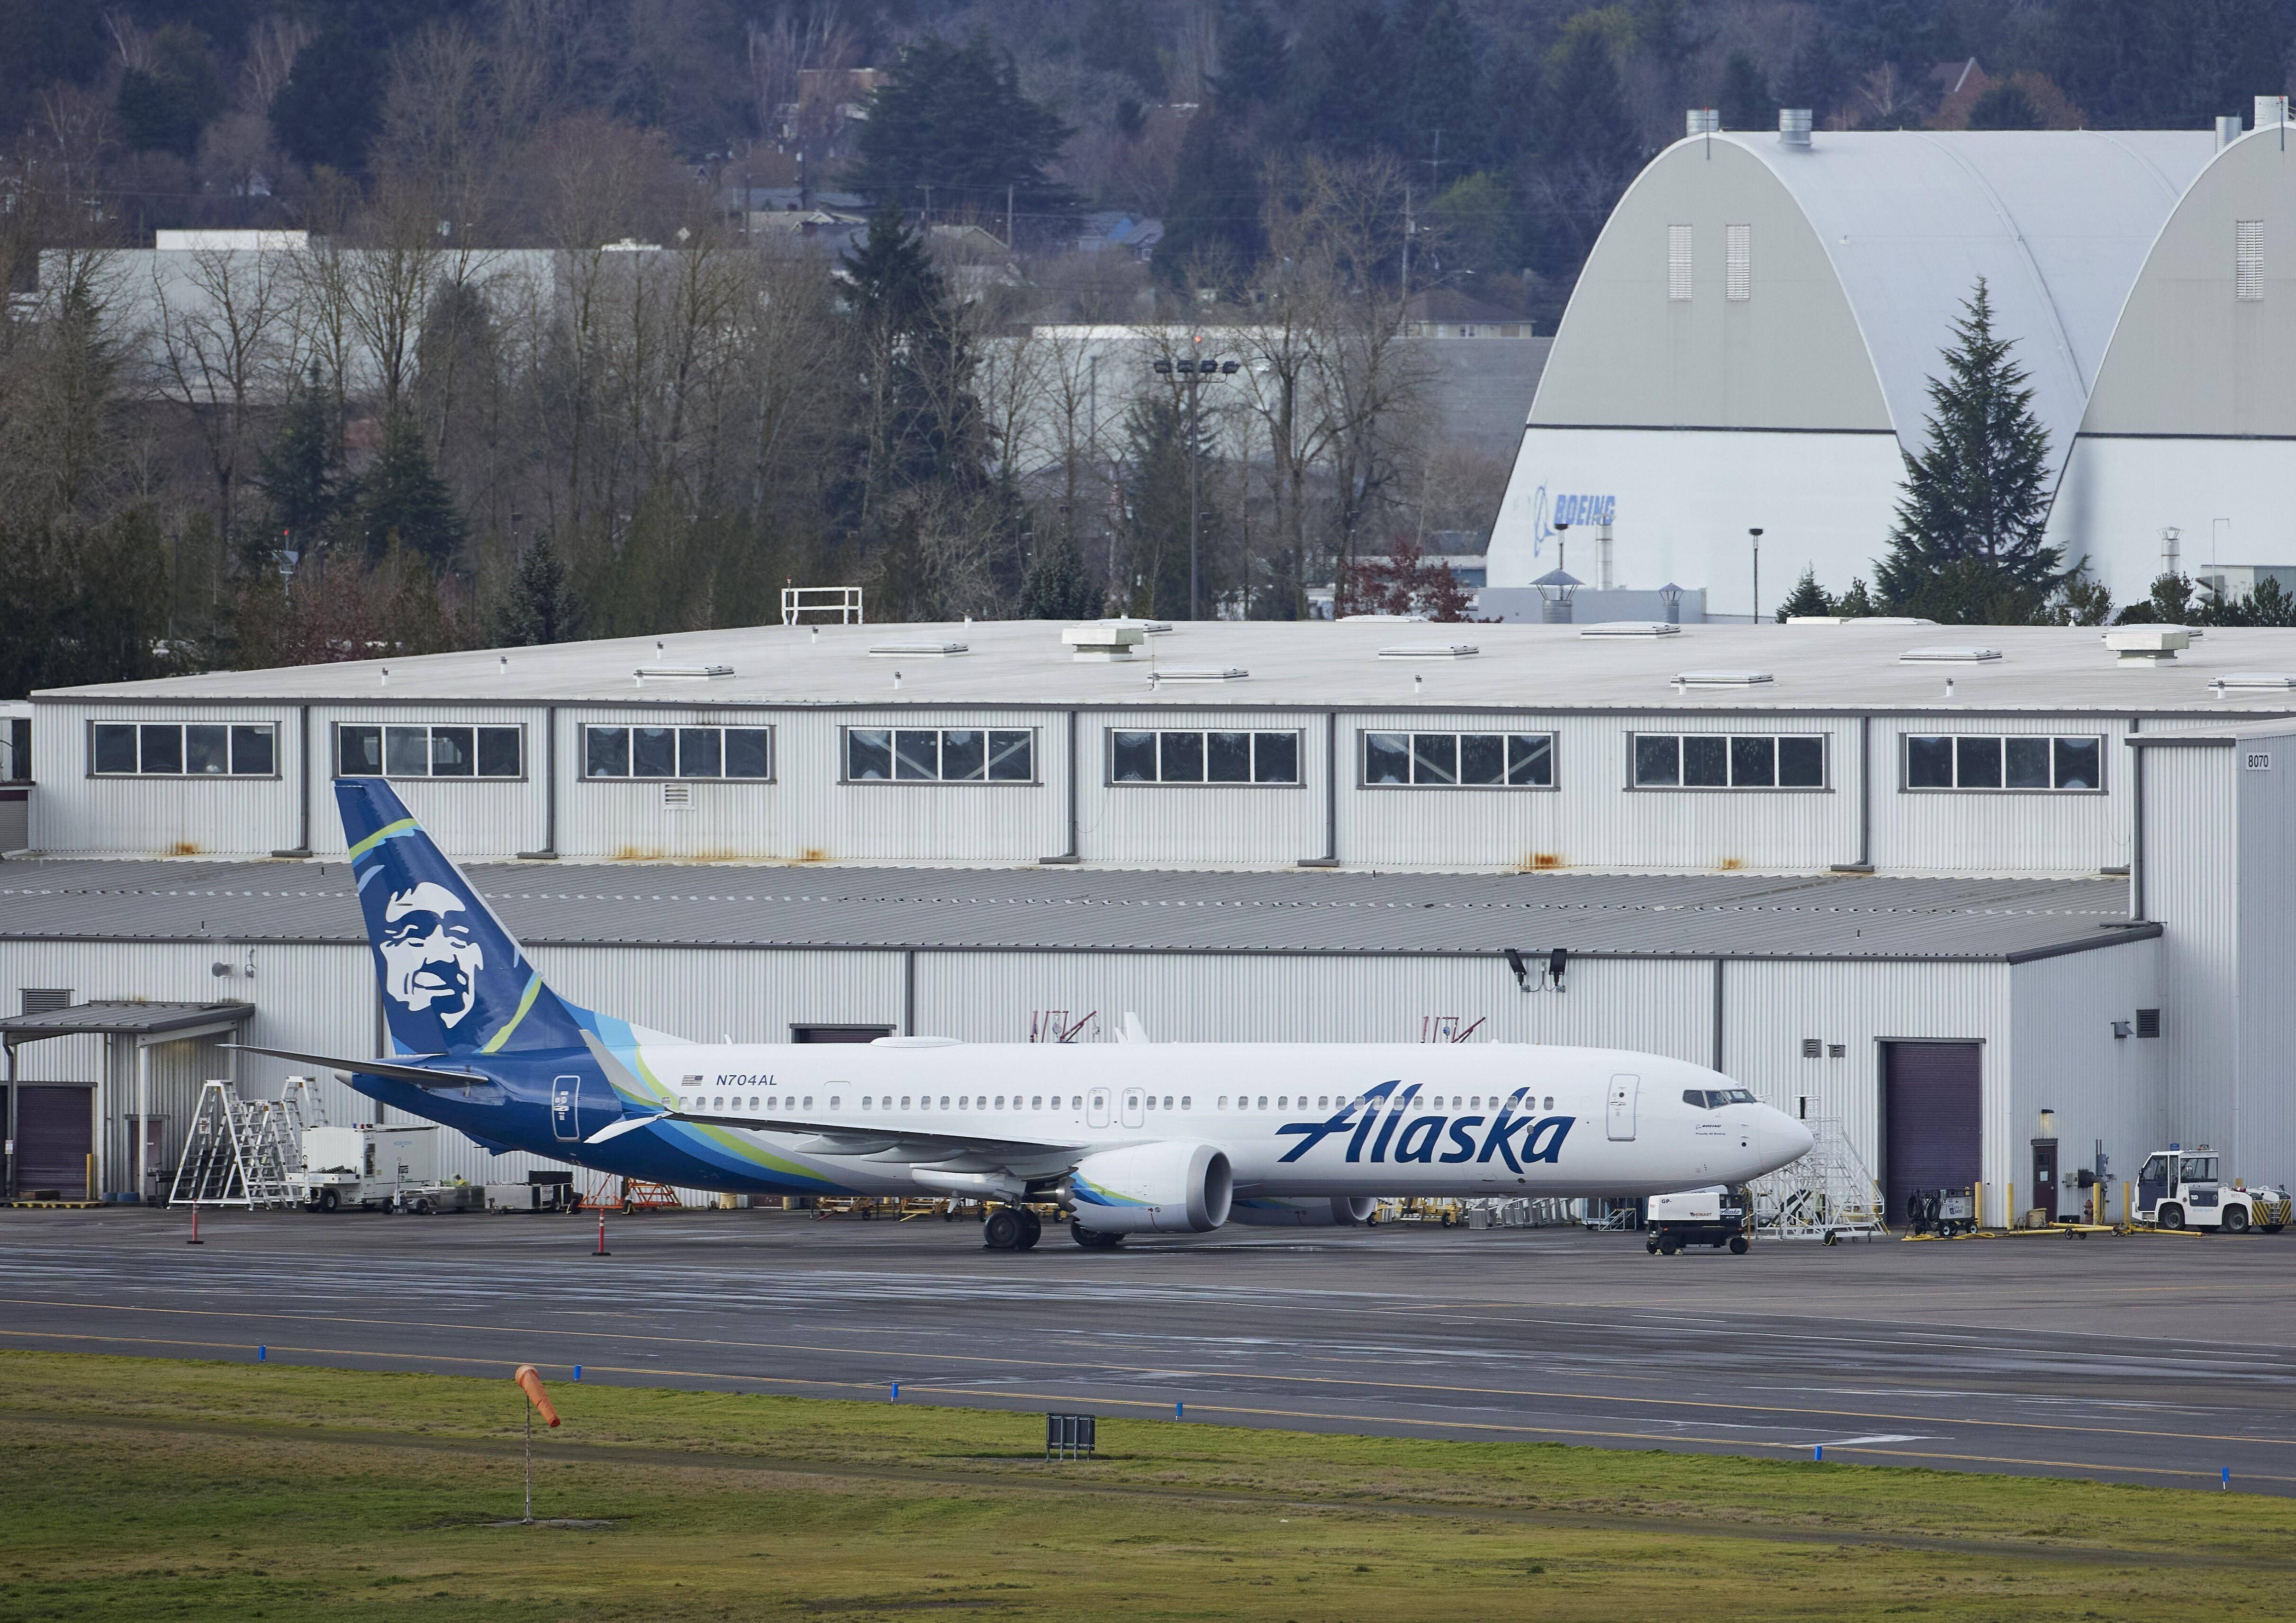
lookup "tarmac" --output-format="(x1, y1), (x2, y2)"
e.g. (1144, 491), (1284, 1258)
(4, 1205), (2293, 1495)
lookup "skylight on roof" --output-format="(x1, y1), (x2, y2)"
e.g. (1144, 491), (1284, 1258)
(1148, 668), (1249, 684)
(1899, 646), (2002, 663)
(1672, 670), (1773, 689)
(868, 642), (969, 657)
(633, 663), (733, 679)
(1579, 621), (1681, 638)
(2211, 672), (2296, 690)
(1377, 644), (1479, 659)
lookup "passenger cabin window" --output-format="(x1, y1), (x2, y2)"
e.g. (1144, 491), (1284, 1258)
(1362, 731), (1554, 788)
(1109, 729), (1299, 784)
(1632, 734), (1824, 789)
(844, 727), (1032, 782)
(584, 724), (770, 780)
(340, 724), (522, 779)
(93, 722), (278, 777)
(1902, 734), (2101, 792)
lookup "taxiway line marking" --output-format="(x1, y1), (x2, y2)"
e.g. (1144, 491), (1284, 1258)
(3, 1316), (2290, 1457)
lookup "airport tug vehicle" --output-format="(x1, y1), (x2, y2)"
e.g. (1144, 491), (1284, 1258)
(1645, 1186), (1752, 1255)
(2134, 1146), (2290, 1233)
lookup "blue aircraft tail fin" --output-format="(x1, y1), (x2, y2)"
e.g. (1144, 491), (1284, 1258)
(337, 778), (590, 1056)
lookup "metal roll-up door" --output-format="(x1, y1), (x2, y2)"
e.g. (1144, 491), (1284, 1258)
(17, 1085), (93, 1196)
(1882, 1043), (1981, 1223)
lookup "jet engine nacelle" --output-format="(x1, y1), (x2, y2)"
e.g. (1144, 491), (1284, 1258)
(1066, 1142), (1233, 1233)
(1228, 1196), (1377, 1227)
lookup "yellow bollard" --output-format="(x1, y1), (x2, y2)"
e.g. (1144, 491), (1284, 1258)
(2124, 1181), (2132, 1226)
(2007, 1181), (2016, 1229)
(1974, 1179), (1985, 1232)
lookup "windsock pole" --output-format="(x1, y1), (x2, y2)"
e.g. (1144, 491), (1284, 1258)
(512, 1365), (560, 1523)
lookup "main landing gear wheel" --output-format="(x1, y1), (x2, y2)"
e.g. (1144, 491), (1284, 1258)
(983, 1207), (1026, 1250)
(1017, 1208), (1043, 1249)
(1070, 1220), (1123, 1249)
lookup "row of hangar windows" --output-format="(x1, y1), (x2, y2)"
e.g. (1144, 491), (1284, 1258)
(84, 720), (2111, 795)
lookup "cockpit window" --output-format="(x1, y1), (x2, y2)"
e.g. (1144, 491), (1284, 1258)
(1683, 1088), (1759, 1109)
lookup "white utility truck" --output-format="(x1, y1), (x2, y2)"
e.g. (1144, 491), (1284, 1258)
(2133, 1145), (2290, 1233)
(290, 1123), (440, 1212)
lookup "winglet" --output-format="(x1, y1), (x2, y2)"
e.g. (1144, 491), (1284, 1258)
(1120, 1012), (1151, 1044)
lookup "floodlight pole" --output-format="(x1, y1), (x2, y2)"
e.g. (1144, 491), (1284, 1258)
(1748, 528), (1765, 624)
(1188, 341), (1202, 621)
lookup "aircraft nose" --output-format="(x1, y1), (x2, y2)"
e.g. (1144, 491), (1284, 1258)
(1773, 1112), (1816, 1166)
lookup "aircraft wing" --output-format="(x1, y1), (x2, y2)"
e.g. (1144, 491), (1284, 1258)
(588, 1108), (1089, 1176)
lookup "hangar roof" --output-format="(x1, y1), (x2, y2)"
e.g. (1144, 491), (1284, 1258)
(37, 619), (2296, 717)
(1703, 131), (2212, 466)
(0, 859), (2148, 963)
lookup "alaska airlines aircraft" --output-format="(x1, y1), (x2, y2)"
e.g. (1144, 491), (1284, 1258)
(235, 780), (1815, 1250)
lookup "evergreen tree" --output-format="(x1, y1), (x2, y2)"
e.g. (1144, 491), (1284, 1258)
(1875, 279), (2061, 615)
(1211, 1), (1289, 119)
(1718, 51), (1775, 130)
(1158, 113), (1264, 286)
(2213, 575), (2296, 626)
(840, 204), (990, 517)
(1286, 3), (1405, 153)
(1530, 21), (1642, 272)
(1018, 532), (1105, 619)
(255, 365), (342, 553)
(1775, 567), (1834, 620)
(1405, 0), (1479, 164)
(850, 36), (1078, 227)
(1968, 81), (2043, 129)
(1082, 0), (1167, 96)
(1118, 394), (1222, 619)
(354, 411), (465, 567)
(1835, 577), (1879, 617)
(486, 534), (584, 645)
(116, 24), (226, 159)
(1778, 31), (1845, 122)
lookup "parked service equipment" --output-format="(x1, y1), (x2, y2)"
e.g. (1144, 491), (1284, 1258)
(395, 1181), (482, 1215)
(289, 1123), (439, 1211)
(486, 1171), (585, 1213)
(2135, 1146), (2289, 1233)
(1645, 1186), (1751, 1255)
(1904, 1187), (1976, 1237)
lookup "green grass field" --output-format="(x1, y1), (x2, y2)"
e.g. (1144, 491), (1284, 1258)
(2, 1350), (2291, 1620)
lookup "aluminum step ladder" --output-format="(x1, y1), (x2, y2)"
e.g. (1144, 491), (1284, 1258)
(167, 1081), (298, 1209)
(1750, 1115), (1890, 1242)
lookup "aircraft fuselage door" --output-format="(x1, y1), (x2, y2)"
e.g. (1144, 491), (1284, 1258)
(1121, 1088), (1145, 1128)
(1087, 1088), (1112, 1128)
(551, 1075), (580, 1142)
(1606, 1074), (1639, 1142)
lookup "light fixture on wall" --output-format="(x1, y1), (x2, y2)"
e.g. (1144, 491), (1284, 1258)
(2039, 1108), (2058, 1139)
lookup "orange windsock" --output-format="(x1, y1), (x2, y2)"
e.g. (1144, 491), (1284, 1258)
(512, 1364), (560, 1427)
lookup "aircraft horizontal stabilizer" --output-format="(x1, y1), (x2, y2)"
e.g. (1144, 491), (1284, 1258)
(219, 1042), (479, 1089)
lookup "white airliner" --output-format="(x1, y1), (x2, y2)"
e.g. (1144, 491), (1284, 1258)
(234, 780), (1817, 1250)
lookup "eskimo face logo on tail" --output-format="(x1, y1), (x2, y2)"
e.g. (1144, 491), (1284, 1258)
(378, 880), (484, 1029)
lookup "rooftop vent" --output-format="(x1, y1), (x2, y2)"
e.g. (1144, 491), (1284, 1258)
(2210, 672), (2296, 692)
(1672, 670), (1773, 689)
(1149, 668), (1249, 685)
(1779, 108), (1813, 148)
(2104, 626), (2189, 662)
(1339, 613), (1424, 623)
(1100, 616), (1173, 634)
(1377, 644), (1479, 659)
(2219, 114), (2245, 150)
(1579, 621), (1681, 637)
(868, 641), (968, 658)
(1064, 625), (1144, 662)
(1899, 646), (2002, 663)
(2258, 95), (2290, 128)
(633, 663), (733, 680)
(1686, 108), (1720, 136)
(1785, 615), (1848, 625)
